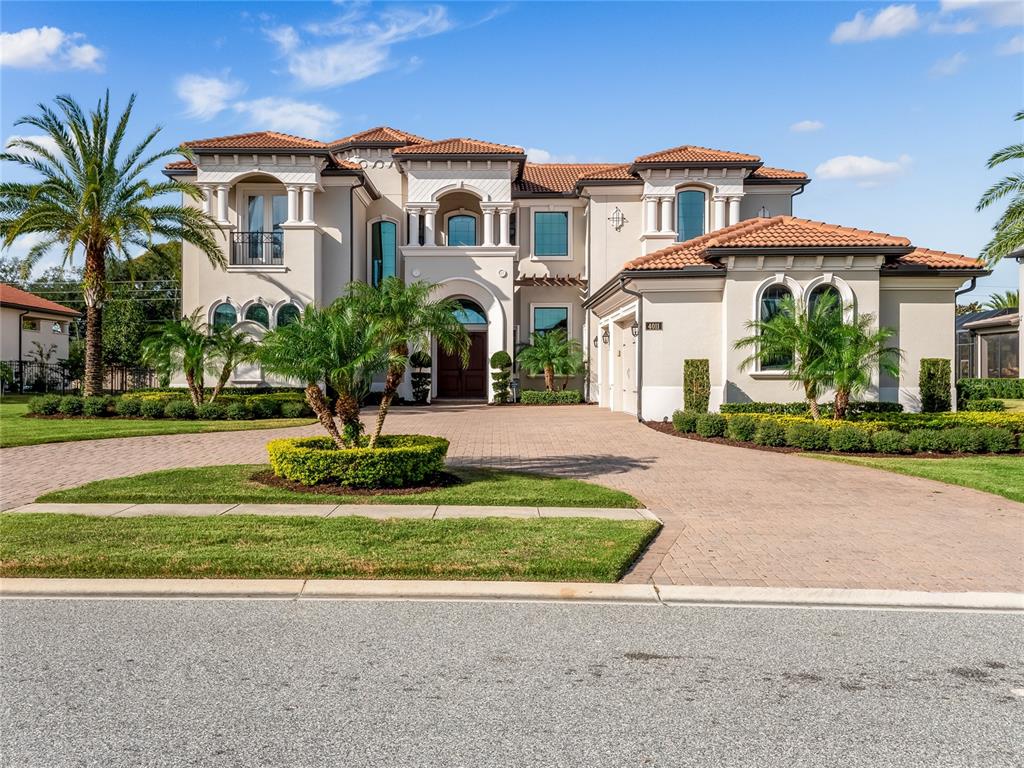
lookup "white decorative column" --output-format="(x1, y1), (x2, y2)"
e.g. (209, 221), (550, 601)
(644, 197), (658, 233)
(713, 196), (726, 231)
(407, 207), (421, 246)
(286, 186), (299, 224)
(300, 186), (315, 224)
(499, 208), (511, 246)
(483, 208), (495, 247)
(659, 197), (673, 234)
(422, 206), (437, 247)
(728, 196), (741, 227)
(216, 185), (229, 224)
(200, 185), (213, 216)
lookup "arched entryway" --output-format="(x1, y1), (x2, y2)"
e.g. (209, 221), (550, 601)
(436, 298), (488, 398)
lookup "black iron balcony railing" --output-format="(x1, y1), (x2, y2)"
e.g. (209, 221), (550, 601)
(232, 231), (283, 266)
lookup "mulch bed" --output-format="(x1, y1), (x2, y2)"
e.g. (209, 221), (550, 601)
(250, 469), (464, 497)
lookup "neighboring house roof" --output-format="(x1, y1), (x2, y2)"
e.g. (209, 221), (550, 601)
(392, 138), (526, 157)
(622, 216), (984, 272)
(515, 163), (631, 194)
(633, 144), (761, 166)
(328, 126), (429, 150)
(0, 283), (80, 317)
(182, 131), (327, 150)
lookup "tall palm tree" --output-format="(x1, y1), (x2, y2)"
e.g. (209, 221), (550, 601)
(349, 277), (469, 446)
(977, 110), (1024, 265)
(819, 314), (902, 420)
(985, 290), (1019, 310)
(140, 309), (210, 406)
(517, 329), (584, 392)
(734, 294), (844, 419)
(0, 92), (223, 395)
(207, 326), (259, 403)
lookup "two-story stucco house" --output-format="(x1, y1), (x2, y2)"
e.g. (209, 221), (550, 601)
(165, 127), (988, 418)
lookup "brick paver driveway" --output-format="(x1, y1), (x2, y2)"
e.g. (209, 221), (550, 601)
(2, 404), (1021, 592)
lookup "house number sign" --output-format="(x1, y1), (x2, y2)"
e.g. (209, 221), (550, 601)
(645, 321), (663, 331)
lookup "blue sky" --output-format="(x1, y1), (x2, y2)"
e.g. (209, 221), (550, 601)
(2, 0), (1021, 299)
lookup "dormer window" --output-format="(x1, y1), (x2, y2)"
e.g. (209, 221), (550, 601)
(676, 189), (706, 242)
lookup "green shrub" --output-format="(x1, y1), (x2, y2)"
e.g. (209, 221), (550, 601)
(225, 402), (251, 420)
(977, 427), (1017, 454)
(139, 398), (166, 419)
(906, 429), (939, 453)
(871, 430), (909, 454)
(695, 413), (726, 438)
(164, 400), (196, 420)
(490, 350), (513, 404)
(828, 424), (872, 452)
(58, 395), (84, 416)
(855, 411), (1024, 436)
(279, 401), (310, 418)
(672, 409), (698, 433)
(27, 394), (62, 415)
(785, 421), (830, 451)
(963, 398), (1005, 412)
(267, 434), (450, 488)
(520, 389), (582, 405)
(82, 396), (113, 417)
(248, 397), (279, 419)
(195, 403), (227, 420)
(726, 414), (758, 442)
(683, 359), (710, 413)
(720, 401), (903, 417)
(956, 377), (1024, 404)
(919, 358), (951, 413)
(115, 397), (143, 417)
(936, 426), (984, 454)
(753, 418), (787, 447)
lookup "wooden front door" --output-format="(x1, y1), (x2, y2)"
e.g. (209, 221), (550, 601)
(437, 331), (487, 398)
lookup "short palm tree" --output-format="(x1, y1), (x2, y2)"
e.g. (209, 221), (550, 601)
(517, 329), (584, 392)
(734, 294), (844, 419)
(977, 110), (1024, 265)
(0, 92), (223, 395)
(818, 314), (901, 420)
(140, 309), (210, 406)
(207, 326), (259, 403)
(985, 290), (1019, 310)
(349, 277), (469, 446)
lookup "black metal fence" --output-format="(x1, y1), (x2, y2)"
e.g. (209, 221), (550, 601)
(232, 231), (284, 266)
(1, 361), (156, 395)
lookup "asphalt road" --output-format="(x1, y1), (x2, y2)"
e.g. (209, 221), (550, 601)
(1, 599), (1022, 768)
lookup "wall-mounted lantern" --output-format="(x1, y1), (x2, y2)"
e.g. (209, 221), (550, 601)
(601, 327), (610, 345)
(592, 335), (598, 349)
(758, 205), (770, 218)
(630, 320), (640, 338)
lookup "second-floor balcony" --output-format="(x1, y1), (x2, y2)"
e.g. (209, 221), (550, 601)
(232, 231), (283, 267)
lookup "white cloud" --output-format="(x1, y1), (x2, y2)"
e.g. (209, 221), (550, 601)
(4, 134), (63, 159)
(831, 5), (920, 43)
(930, 51), (968, 76)
(175, 74), (245, 120)
(815, 154), (911, 186)
(940, 0), (1023, 27)
(997, 34), (1024, 54)
(525, 148), (578, 163)
(928, 18), (979, 33)
(790, 120), (825, 133)
(270, 4), (453, 89)
(232, 98), (340, 137)
(0, 26), (104, 71)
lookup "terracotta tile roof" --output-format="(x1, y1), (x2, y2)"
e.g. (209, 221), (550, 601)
(393, 138), (525, 156)
(328, 126), (430, 149)
(183, 131), (326, 150)
(633, 144), (761, 165)
(0, 283), (80, 317)
(889, 247), (984, 270)
(748, 166), (808, 181)
(325, 156), (362, 171)
(164, 159), (195, 170)
(578, 164), (638, 182)
(515, 164), (630, 194)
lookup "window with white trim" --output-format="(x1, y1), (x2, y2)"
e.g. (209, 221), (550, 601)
(534, 211), (569, 258)
(532, 305), (569, 335)
(447, 214), (477, 246)
(758, 284), (792, 370)
(675, 189), (706, 242)
(371, 220), (397, 286)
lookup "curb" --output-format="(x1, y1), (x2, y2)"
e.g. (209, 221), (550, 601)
(2, 578), (1021, 611)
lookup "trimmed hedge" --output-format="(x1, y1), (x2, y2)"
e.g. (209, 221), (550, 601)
(683, 359), (710, 413)
(520, 389), (582, 405)
(720, 401), (904, 417)
(920, 358), (951, 413)
(27, 394), (62, 415)
(753, 419), (787, 447)
(963, 398), (1005, 412)
(785, 421), (830, 451)
(139, 399), (166, 419)
(267, 434), (450, 488)
(726, 414), (758, 442)
(871, 430), (909, 454)
(164, 400), (196, 420)
(695, 413), (726, 438)
(26, 391), (314, 421)
(828, 424), (872, 453)
(957, 377), (1024, 404)
(195, 403), (227, 420)
(672, 410), (698, 433)
(82, 396), (114, 417)
(58, 396), (84, 416)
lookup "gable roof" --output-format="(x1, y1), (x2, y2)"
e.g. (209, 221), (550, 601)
(633, 144), (761, 167)
(515, 163), (631, 194)
(393, 137), (525, 157)
(183, 131), (327, 151)
(328, 126), (429, 150)
(0, 283), (80, 317)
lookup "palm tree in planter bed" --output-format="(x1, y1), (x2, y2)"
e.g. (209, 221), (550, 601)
(206, 326), (259, 403)
(821, 314), (901, 420)
(141, 309), (210, 406)
(0, 93), (224, 395)
(517, 329), (584, 392)
(259, 299), (398, 448)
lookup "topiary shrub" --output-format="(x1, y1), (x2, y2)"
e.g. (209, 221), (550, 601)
(937, 426), (984, 454)
(58, 395), (84, 416)
(871, 430), (910, 454)
(977, 427), (1017, 454)
(165, 400), (196, 420)
(280, 401), (311, 418)
(963, 398), (1006, 412)
(267, 434), (450, 488)
(28, 394), (62, 415)
(919, 358), (951, 413)
(490, 350), (513, 404)
(726, 414), (758, 442)
(116, 397), (143, 417)
(785, 421), (830, 451)
(248, 397), (279, 419)
(139, 398), (166, 419)
(520, 389), (582, 405)
(683, 359), (711, 413)
(906, 429), (939, 453)
(82, 396), (113, 417)
(695, 413), (726, 438)
(195, 402), (227, 420)
(409, 351), (432, 405)
(225, 402), (251, 420)
(828, 424), (872, 453)
(753, 418), (787, 447)
(672, 409), (698, 433)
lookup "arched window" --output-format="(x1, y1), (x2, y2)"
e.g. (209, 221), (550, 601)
(808, 284), (842, 318)
(759, 284), (793, 370)
(448, 215), (477, 247)
(452, 298), (487, 325)
(212, 303), (237, 329)
(371, 220), (397, 287)
(676, 189), (706, 242)
(245, 303), (269, 327)
(276, 304), (300, 327)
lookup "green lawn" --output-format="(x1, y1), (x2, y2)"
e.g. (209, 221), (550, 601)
(0, 400), (314, 448)
(38, 464), (641, 508)
(812, 454), (1024, 503)
(1001, 399), (1024, 414)
(0, 514), (659, 581)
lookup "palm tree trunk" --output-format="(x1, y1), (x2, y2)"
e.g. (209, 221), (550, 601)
(335, 393), (362, 447)
(209, 365), (231, 403)
(184, 370), (202, 407)
(804, 382), (821, 420)
(371, 365), (404, 447)
(82, 247), (106, 397)
(305, 384), (345, 448)
(834, 388), (850, 420)
(544, 365), (554, 392)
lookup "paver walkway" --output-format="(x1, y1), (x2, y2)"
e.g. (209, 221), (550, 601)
(1, 404), (1021, 591)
